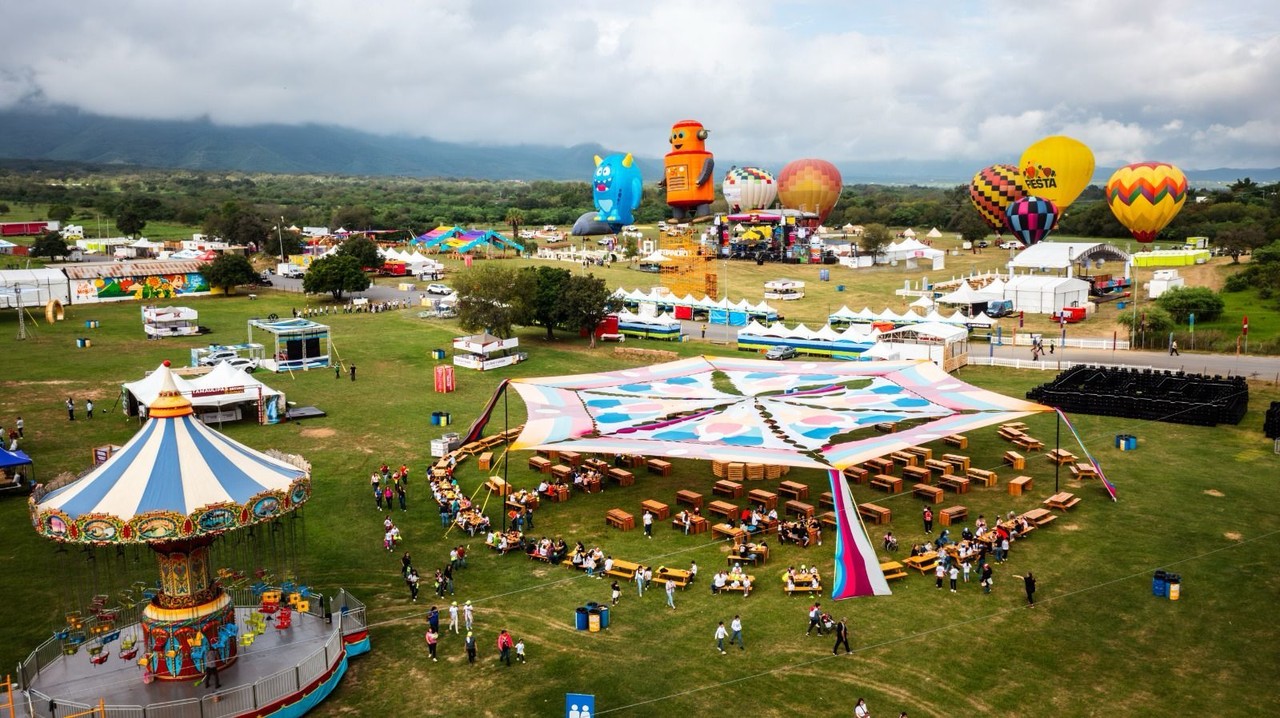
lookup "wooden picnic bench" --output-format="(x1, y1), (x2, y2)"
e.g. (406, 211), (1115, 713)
(713, 480), (744, 499)
(875, 422), (898, 433)
(711, 523), (747, 541)
(778, 480), (809, 501)
(904, 446), (933, 462)
(997, 425), (1025, 442)
(647, 458), (673, 476)
(785, 500), (815, 519)
(1046, 449), (1077, 466)
(727, 543), (769, 565)
(870, 474), (903, 494)
(1069, 463), (1098, 480)
(1044, 492), (1082, 511)
(1014, 435), (1044, 452)
(941, 453), (970, 473)
(551, 464), (573, 481)
(880, 561), (909, 580)
(966, 468), (997, 488)
(902, 465), (931, 484)
(675, 489), (703, 509)
(640, 499), (670, 520)
(536, 448), (560, 461)
(607, 467), (635, 487)
(903, 551), (939, 574)
(559, 450), (581, 466)
(842, 466), (869, 484)
(819, 491), (834, 509)
(707, 500), (739, 519)
(748, 488), (779, 510)
(865, 457), (894, 475)
(924, 459), (953, 476)
(528, 456), (552, 473)
(485, 476), (513, 496)
(1003, 450), (1025, 471)
(1001, 422), (1029, 432)
(605, 559), (640, 580)
(478, 451), (494, 470)
(655, 566), (692, 588)
(544, 484), (570, 503)
(939, 474), (970, 494)
(912, 483), (944, 504)
(1008, 475), (1034, 496)
(584, 457), (610, 473)
(1020, 507), (1056, 527)
(943, 434), (968, 449)
(939, 505), (968, 526)
(783, 580), (822, 595)
(858, 502), (892, 525)
(671, 514), (709, 533)
(819, 511), (837, 529)
(606, 509), (635, 531)
(889, 451), (918, 469)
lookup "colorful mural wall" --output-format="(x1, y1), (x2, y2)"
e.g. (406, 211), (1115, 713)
(72, 272), (210, 303)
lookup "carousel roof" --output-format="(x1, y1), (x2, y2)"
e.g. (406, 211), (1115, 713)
(32, 363), (309, 544)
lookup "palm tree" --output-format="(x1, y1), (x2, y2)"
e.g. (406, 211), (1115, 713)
(505, 208), (525, 245)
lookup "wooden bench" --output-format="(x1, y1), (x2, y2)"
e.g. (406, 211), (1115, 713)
(711, 523), (747, 541)
(858, 502), (892, 525)
(545, 484), (570, 503)
(640, 499), (670, 520)
(889, 451), (918, 469)
(903, 552), (938, 574)
(1045, 493), (1083, 511)
(943, 434), (968, 449)
(939, 505), (968, 526)
(655, 566), (692, 588)
(871, 474), (903, 494)
(880, 561), (909, 581)
(783, 581), (822, 595)
(584, 457), (610, 473)
(528, 456), (552, 473)
(484, 476), (512, 496)
(671, 515), (709, 534)
(997, 426), (1025, 442)
(875, 422), (898, 433)
(940, 474), (971, 494)
(912, 483), (944, 504)
(924, 459), (953, 476)
(785, 500), (815, 519)
(647, 458), (672, 476)
(1003, 451), (1025, 471)
(904, 446), (933, 462)
(1069, 463), (1098, 480)
(1046, 449), (1077, 466)
(551, 464), (573, 481)
(713, 480), (744, 499)
(1014, 435), (1044, 452)
(559, 450), (581, 466)
(536, 448), (560, 461)
(477, 451), (494, 471)
(865, 457), (894, 475)
(843, 466), (869, 484)
(606, 509), (635, 531)
(607, 467), (635, 487)
(902, 465), (931, 484)
(675, 489), (703, 509)
(818, 491), (834, 509)
(819, 511), (837, 529)
(1008, 475), (1034, 497)
(1021, 508), (1056, 527)
(967, 468), (997, 488)
(605, 559), (640, 580)
(748, 488), (778, 510)
(1001, 421), (1029, 431)
(778, 480), (809, 501)
(941, 453), (970, 473)
(707, 500), (738, 519)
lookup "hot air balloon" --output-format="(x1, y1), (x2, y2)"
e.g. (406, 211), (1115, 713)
(969, 164), (1028, 234)
(1105, 162), (1188, 243)
(722, 166), (777, 213)
(1018, 136), (1095, 209)
(777, 159), (842, 225)
(1005, 196), (1059, 247)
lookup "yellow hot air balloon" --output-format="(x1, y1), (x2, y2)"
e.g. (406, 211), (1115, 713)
(1018, 136), (1095, 209)
(1105, 162), (1188, 243)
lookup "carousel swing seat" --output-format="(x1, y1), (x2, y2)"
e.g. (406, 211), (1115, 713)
(275, 607), (293, 631)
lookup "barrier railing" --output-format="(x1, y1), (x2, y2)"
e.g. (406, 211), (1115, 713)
(969, 356), (1157, 372)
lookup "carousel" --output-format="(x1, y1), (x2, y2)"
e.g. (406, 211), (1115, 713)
(20, 362), (368, 717)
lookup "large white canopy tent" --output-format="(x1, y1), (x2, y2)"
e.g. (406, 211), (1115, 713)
(122, 361), (285, 423)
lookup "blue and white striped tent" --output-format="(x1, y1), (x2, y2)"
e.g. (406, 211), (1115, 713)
(34, 364), (310, 544)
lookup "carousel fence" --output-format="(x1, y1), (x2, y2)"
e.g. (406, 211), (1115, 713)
(16, 592), (358, 718)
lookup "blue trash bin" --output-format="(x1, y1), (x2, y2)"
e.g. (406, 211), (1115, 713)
(836, 285), (845, 292)
(575, 607), (589, 630)
(598, 605), (609, 629)
(1152, 570), (1167, 597)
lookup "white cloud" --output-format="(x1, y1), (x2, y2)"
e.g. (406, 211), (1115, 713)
(0, 0), (1276, 169)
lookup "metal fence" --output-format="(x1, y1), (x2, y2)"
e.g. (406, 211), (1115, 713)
(15, 591), (359, 718)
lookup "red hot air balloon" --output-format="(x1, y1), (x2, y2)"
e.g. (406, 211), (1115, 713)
(778, 159), (842, 226)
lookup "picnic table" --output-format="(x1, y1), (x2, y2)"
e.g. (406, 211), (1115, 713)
(871, 474), (903, 494)
(904, 446), (933, 462)
(713, 480), (744, 499)
(584, 457), (610, 473)
(655, 566), (693, 587)
(1069, 463), (1099, 480)
(478, 451), (494, 470)
(903, 551), (939, 574)
(778, 480), (809, 501)
(865, 457), (894, 475)
(606, 509), (635, 531)
(551, 464), (573, 481)
(1014, 435), (1044, 452)
(939, 505), (968, 526)
(858, 502), (891, 524)
(559, 450), (582, 466)
(647, 458), (673, 476)
(748, 488), (779, 510)
(903, 465), (931, 484)
(640, 499), (670, 520)
(785, 500), (815, 519)
(1008, 475), (1034, 497)
(711, 523), (747, 541)
(605, 559), (641, 580)
(607, 467), (635, 487)
(485, 476), (513, 496)
(966, 468), (997, 488)
(671, 514), (709, 534)
(889, 451), (918, 469)
(675, 489), (703, 509)
(941, 453), (971, 473)
(818, 491), (834, 509)
(939, 474), (971, 494)
(943, 434), (968, 449)
(707, 500), (738, 519)
(728, 543), (769, 565)
(1021, 507), (1056, 526)
(1044, 492), (1081, 511)
(1046, 449), (1077, 466)
(528, 456), (552, 474)
(924, 459), (953, 476)
(913, 483), (943, 504)
(842, 466), (869, 484)
(880, 561), (908, 580)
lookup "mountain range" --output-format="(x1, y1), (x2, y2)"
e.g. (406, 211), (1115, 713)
(0, 106), (1276, 186)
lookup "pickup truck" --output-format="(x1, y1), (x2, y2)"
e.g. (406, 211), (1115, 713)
(277, 263), (305, 278)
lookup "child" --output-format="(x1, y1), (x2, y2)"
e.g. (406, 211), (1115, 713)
(611, 580), (621, 606)
(515, 637), (526, 663)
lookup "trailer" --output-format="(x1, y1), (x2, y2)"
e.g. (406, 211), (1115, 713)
(0, 221), (59, 237)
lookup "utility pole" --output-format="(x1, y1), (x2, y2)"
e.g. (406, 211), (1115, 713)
(15, 286), (26, 340)
(278, 217), (286, 264)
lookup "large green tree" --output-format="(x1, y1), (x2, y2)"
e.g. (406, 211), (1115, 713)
(453, 264), (527, 338)
(860, 223), (892, 260)
(47, 204), (74, 222)
(562, 273), (620, 348)
(115, 208), (146, 237)
(517, 266), (571, 339)
(336, 236), (383, 271)
(1156, 286), (1225, 324)
(1215, 225), (1267, 264)
(31, 231), (69, 260)
(302, 255), (370, 301)
(204, 202), (270, 247)
(199, 253), (259, 294)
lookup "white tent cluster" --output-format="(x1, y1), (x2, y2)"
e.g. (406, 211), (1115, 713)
(612, 288), (780, 321)
(827, 305), (996, 329)
(122, 362), (286, 422)
(378, 247), (446, 276)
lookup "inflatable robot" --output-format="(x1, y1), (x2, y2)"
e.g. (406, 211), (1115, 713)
(663, 119), (715, 220)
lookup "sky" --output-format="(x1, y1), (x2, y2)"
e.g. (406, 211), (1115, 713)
(2, 0), (1278, 169)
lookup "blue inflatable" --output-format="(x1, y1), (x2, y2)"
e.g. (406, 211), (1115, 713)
(593, 153), (643, 226)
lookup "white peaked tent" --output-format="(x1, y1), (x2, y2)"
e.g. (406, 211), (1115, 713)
(122, 362), (285, 422)
(902, 228), (916, 238)
(926, 227), (943, 238)
(936, 280), (1002, 306)
(967, 312), (997, 327)
(910, 295), (935, 309)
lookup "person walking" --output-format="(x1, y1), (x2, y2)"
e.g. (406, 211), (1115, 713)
(806, 602), (823, 636)
(1170, 340), (1180, 356)
(643, 509), (654, 538)
(407, 569), (420, 602)
(922, 507), (933, 534)
(832, 616), (851, 654)
(611, 580), (621, 606)
(85, 399), (94, 419)
(949, 564), (959, 593)
(15, 416), (23, 438)
(397, 482), (407, 511)
(981, 562), (993, 594)
(497, 629), (513, 666)
(728, 614), (744, 650)
(349, 364), (357, 381)
(1018, 571), (1036, 606)
(448, 602), (460, 634)
(427, 605), (440, 634)
(425, 626), (439, 662)
(635, 566), (646, 597)
(935, 561), (946, 590)
(465, 631), (477, 664)
(665, 578), (677, 610)
(714, 621), (728, 654)
(463, 600), (474, 631)
(515, 637), (526, 663)
(66, 398), (75, 421)
(335, 364), (341, 380)
(200, 653), (222, 689)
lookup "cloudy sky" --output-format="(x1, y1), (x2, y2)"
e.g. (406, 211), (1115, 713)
(2, 0), (1277, 169)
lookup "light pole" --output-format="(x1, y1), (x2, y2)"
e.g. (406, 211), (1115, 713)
(278, 216), (286, 264)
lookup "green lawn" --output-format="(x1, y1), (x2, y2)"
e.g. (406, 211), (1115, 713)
(1, 289), (1278, 717)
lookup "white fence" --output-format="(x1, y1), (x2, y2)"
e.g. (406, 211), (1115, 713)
(968, 356), (1157, 372)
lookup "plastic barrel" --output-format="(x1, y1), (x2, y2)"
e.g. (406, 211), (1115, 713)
(819, 269), (830, 282)
(598, 605), (609, 629)
(575, 607), (589, 631)
(440, 412), (450, 427)
(588, 609), (601, 633)
(1168, 574), (1181, 601)
(836, 285), (845, 292)
(1152, 570), (1167, 597)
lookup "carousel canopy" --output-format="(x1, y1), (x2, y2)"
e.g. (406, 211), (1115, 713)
(33, 364), (310, 544)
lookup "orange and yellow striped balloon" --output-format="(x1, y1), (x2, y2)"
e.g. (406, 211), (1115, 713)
(1105, 162), (1188, 243)
(778, 159), (842, 224)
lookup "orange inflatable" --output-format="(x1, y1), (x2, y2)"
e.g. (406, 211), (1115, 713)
(663, 119), (715, 220)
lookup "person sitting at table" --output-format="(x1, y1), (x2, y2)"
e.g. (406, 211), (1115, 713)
(485, 530), (497, 547)
(712, 571), (727, 594)
(961, 525), (974, 542)
(498, 533), (511, 552)
(583, 554), (598, 577)
(678, 510), (692, 535)
(786, 573), (796, 591)
(936, 529), (952, 548)
(808, 568), (821, 588)
(909, 543), (922, 557)
(525, 541), (539, 558)
(537, 479), (550, 496)
(975, 514), (988, 535)
(551, 538), (568, 564)
(883, 531), (898, 552)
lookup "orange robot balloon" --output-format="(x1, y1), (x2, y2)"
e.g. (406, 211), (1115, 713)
(663, 119), (715, 220)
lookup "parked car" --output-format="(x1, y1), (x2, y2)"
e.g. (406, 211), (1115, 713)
(765, 345), (797, 360)
(998, 240), (1025, 250)
(425, 283), (453, 296)
(974, 240), (990, 248)
(199, 350), (239, 366)
(224, 357), (259, 373)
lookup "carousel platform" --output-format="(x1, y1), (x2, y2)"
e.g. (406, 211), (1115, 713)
(16, 593), (369, 718)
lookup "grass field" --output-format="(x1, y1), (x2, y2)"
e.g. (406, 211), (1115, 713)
(1, 284), (1279, 717)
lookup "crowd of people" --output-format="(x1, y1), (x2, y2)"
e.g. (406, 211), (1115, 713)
(778, 516), (822, 547)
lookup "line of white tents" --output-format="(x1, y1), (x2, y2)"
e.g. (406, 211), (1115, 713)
(613, 288), (780, 321)
(828, 305), (996, 328)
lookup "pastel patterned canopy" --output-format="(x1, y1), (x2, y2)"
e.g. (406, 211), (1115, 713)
(31, 364), (310, 545)
(511, 356), (1047, 470)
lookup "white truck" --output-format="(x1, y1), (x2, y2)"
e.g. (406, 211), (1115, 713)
(277, 263), (305, 278)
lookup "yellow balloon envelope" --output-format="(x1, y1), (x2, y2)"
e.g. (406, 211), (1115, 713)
(1105, 162), (1188, 243)
(1018, 136), (1095, 209)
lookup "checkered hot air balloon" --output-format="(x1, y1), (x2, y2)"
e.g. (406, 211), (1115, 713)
(969, 164), (1028, 234)
(1105, 162), (1188, 243)
(722, 166), (777, 212)
(1004, 196), (1059, 247)
(778, 159), (842, 225)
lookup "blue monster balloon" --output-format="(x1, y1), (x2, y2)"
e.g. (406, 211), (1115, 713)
(593, 152), (643, 226)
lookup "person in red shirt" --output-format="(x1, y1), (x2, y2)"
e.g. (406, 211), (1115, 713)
(496, 629), (514, 666)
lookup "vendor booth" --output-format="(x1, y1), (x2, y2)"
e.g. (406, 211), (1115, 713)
(763, 279), (805, 301)
(123, 361), (287, 424)
(248, 318), (332, 372)
(453, 332), (525, 370)
(617, 310), (683, 340)
(870, 322), (970, 372)
(0, 446), (34, 493)
(142, 305), (201, 337)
